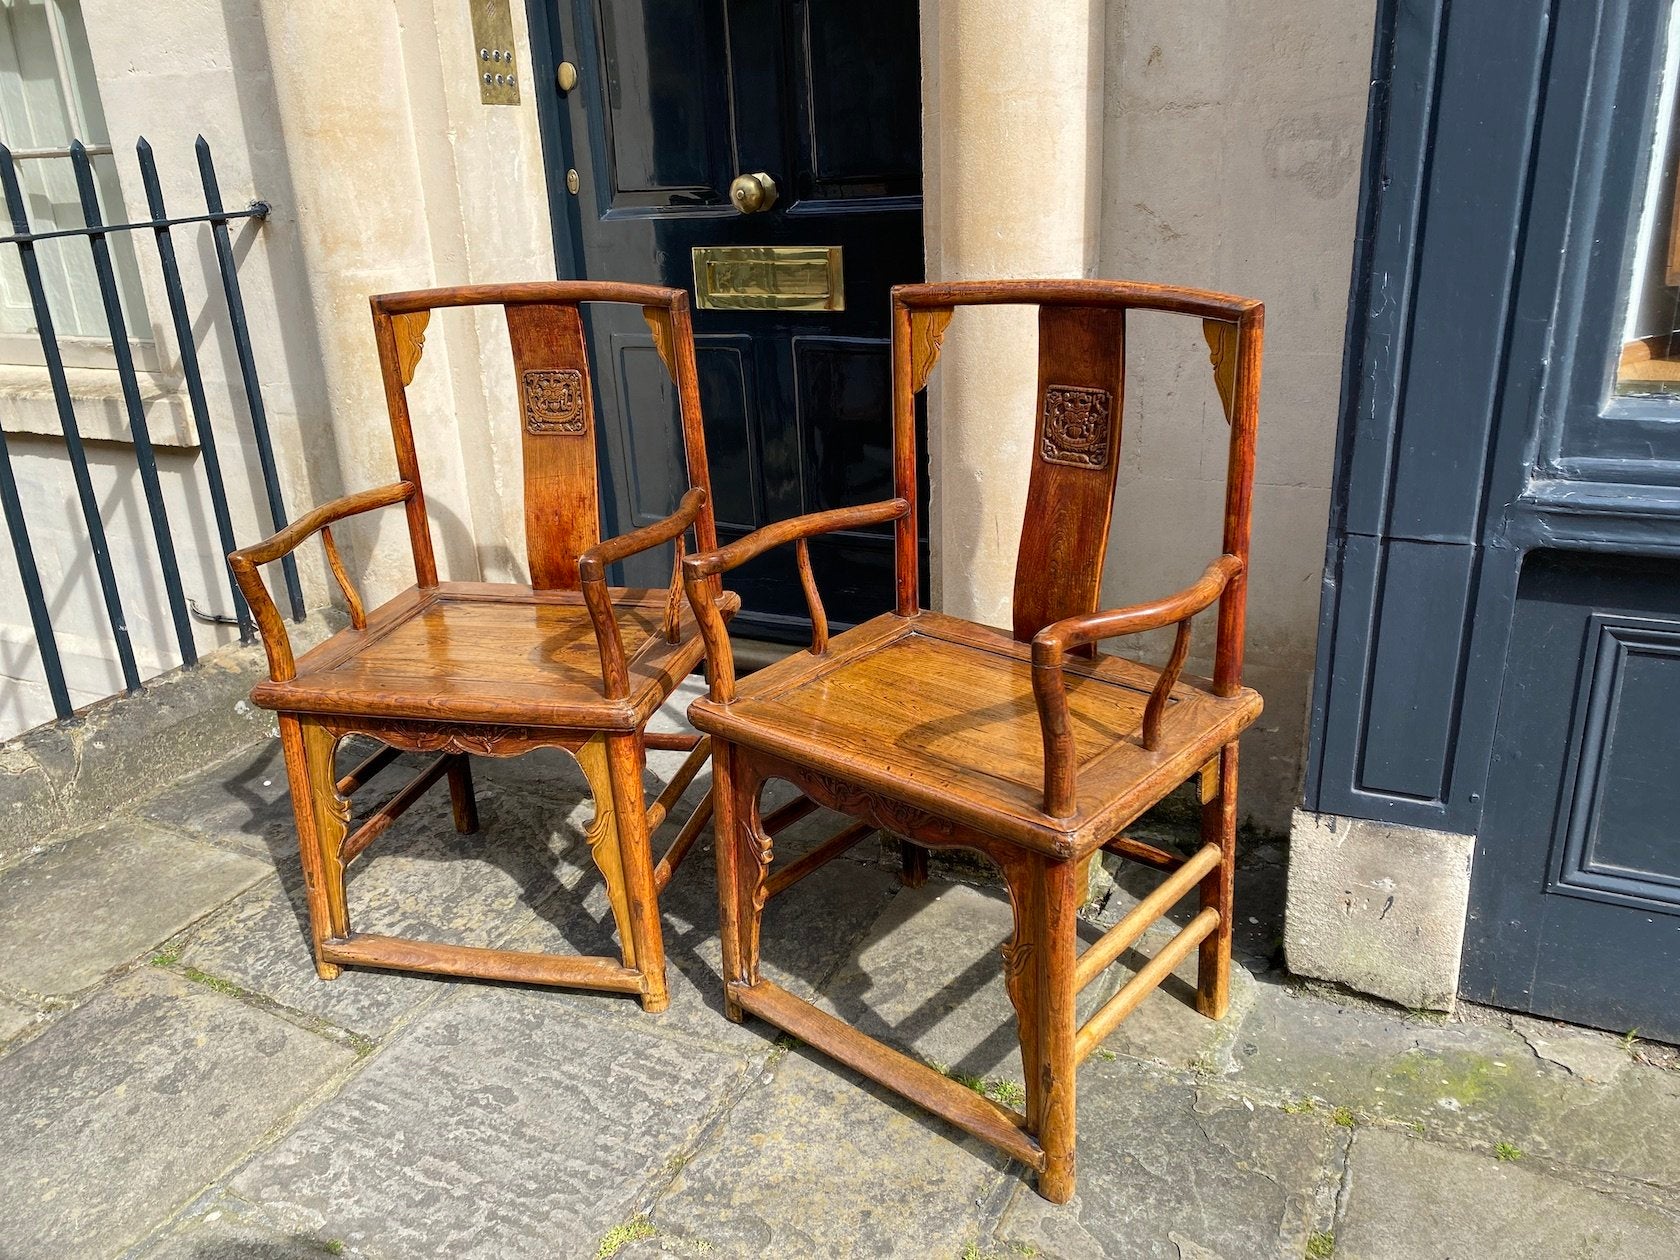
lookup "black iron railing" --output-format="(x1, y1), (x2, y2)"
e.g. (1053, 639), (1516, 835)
(0, 136), (301, 723)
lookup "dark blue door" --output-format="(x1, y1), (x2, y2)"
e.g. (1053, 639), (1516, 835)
(528, 0), (925, 641)
(1309, 0), (1680, 1040)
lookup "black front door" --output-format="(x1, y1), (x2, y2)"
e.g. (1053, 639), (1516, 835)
(528, 0), (924, 641)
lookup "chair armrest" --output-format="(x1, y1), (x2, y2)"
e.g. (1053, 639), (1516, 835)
(227, 481), (414, 683)
(1031, 554), (1243, 818)
(577, 486), (708, 583)
(681, 498), (911, 701)
(577, 487), (708, 700)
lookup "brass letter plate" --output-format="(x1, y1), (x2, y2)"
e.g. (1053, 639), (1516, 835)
(692, 246), (844, 312)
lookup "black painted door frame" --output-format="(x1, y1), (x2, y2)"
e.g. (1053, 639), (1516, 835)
(1309, 0), (1680, 1038)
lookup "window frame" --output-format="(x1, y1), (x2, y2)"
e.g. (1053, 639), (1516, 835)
(1527, 0), (1680, 485)
(0, 0), (163, 373)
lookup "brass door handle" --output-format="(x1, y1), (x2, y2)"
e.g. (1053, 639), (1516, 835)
(729, 172), (779, 214)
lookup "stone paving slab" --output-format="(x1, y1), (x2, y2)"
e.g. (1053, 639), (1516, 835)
(649, 1044), (1011, 1259)
(228, 986), (754, 1259)
(0, 967), (355, 1257)
(816, 879), (1215, 1089)
(996, 1058), (1339, 1260)
(12, 683), (1680, 1260)
(139, 1194), (359, 1260)
(0, 992), (38, 1044)
(178, 783), (594, 1039)
(1511, 1013), (1637, 1084)
(0, 617), (336, 864)
(1336, 1128), (1678, 1259)
(137, 736), (298, 860)
(1087, 869), (1261, 1072)
(0, 817), (268, 996)
(516, 813), (901, 1056)
(1228, 980), (1680, 1194)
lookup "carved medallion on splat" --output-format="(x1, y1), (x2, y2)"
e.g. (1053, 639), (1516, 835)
(522, 368), (586, 434)
(1040, 384), (1113, 469)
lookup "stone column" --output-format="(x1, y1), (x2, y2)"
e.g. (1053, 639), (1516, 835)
(920, 0), (1104, 625)
(247, 1), (553, 604)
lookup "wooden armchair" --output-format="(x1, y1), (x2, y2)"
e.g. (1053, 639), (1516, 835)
(229, 282), (735, 1013)
(681, 279), (1263, 1200)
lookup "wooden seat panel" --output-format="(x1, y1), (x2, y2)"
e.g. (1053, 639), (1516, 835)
(254, 582), (728, 729)
(690, 611), (1260, 854)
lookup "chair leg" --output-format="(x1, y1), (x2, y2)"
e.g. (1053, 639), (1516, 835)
(1197, 741), (1239, 1020)
(576, 734), (641, 977)
(281, 714), (351, 981)
(1004, 853), (1080, 1203)
(446, 754), (478, 834)
(606, 732), (670, 1014)
(705, 745), (739, 1021)
(898, 840), (929, 888)
(1073, 852), (1096, 908)
(711, 741), (747, 1021)
(713, 744), (770, 1021)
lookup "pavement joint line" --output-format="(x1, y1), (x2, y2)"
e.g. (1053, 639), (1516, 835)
(116, 1186), (272, 1260)
(35, 963), (377, 1260)
(630, 1033), (786, 1228)
(0, 855), (283, 1020)
(123, 970), (437, 1256)
(148, 953), (385, 1058)
(0, 977), (52, 1009)
(1160, 1038), (1680, 1216)
(1475, 1152), (1680, 1222)
(971, 1158), (1032, 1249)
(1321, 1119), (1356, 1247)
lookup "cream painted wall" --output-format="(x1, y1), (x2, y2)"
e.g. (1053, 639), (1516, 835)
(919, 0), (1373, 831)
(1094, 1), (1372, 829)
(1, 0), (556, 737)
(251, 0), (555, 601)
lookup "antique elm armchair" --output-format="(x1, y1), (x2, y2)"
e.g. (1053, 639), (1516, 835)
(229, 282), (734, 1013)
(681, 278), (1263, 1200)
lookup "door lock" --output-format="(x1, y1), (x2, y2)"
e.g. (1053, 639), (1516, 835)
(729, 172), (779, 214)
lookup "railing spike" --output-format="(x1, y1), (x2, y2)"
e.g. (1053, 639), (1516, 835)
(72, 129), (198, 666)
(198, 134), (304, 621)
(0, 140), (140, 690)
(141, 133), (254, 639)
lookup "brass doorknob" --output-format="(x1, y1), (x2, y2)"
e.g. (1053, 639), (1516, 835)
(729, 172), (779, 214)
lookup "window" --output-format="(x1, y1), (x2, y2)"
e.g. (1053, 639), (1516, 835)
(0, 0), (152, 369)
(1617, 1), (1680, 396)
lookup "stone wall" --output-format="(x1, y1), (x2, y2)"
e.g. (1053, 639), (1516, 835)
(1093, 2), (1374, 831)
(1, 0), (556, 738)
(918, 2), (1373, 831)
